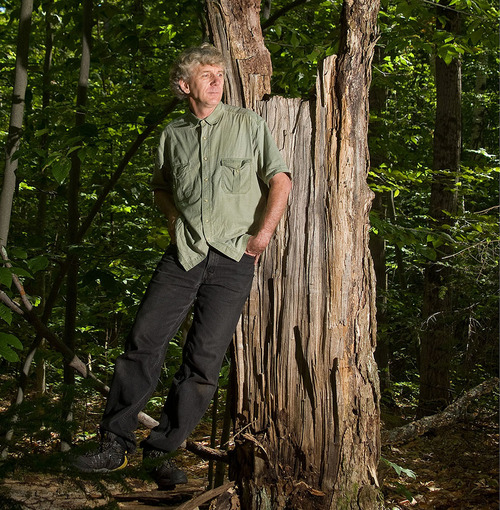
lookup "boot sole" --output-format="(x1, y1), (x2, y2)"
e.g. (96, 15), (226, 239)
(76, 455), (128, 473)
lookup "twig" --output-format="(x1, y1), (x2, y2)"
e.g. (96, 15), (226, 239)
(474, 205), (499, 215)
(442, 239), (499, 260)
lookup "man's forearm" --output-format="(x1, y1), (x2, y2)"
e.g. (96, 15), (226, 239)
(154, 189), (179, 243)
(245, 172), (292, 258)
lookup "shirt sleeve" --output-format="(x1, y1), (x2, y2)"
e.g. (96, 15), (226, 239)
(254, 115), (291, 186)
(151, 128), (173, 192)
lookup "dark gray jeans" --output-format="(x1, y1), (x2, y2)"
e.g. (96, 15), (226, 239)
(100, 246), (255, 452)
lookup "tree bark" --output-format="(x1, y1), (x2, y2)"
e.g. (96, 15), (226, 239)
(418, 4), (461, 417)
(206, 0), (272, 109)
(0, 0), (33, 247)
(206, 1), (381, 508)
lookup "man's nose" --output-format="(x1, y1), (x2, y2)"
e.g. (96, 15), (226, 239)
(211, 74), (222, 85)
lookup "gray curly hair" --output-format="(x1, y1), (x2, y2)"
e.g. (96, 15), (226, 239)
(170, 43), (226, 99)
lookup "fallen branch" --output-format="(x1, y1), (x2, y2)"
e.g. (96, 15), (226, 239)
(382, 377), (499, 445)
(175, 482), (235, 510)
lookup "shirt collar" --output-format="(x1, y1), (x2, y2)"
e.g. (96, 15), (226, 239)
(186, 102), (224, 127)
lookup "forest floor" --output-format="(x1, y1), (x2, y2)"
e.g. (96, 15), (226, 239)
(380, 409), (498, 509)
(0, 401), (497, 510)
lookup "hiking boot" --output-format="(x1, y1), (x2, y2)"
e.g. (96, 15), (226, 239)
(73, 431), (128, 473)
(143, 447), (188, 489)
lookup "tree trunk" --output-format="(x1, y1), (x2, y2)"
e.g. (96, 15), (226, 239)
(0, 0), (33, 247)
(418, 4), (461, 417)
(206, 0), (272, 109)
(369, 47), (390, 395)
(206, 1), (381, 508)
(34, 0), (55, 396)
(370, 192), (390, 394)
(61, 0), (93, 450)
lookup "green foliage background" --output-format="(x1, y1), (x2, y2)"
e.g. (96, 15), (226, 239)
(0, 0), (498, 447)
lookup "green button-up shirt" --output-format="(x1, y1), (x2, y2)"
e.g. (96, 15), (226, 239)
(151, 102), (290, 270)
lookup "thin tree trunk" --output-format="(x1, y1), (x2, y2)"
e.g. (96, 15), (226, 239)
(418, 4), (461, 417)
(469, 54), (487, 153)
(369, 46), (390, 394)
(61, 0), (93, 451)
(370, 192), (390, 393)
(0, 0), (36, 458)
(34, 0), (54, 396)
(0, 0), (33, 247)
(4, 1), (54, 454)
(206, 1), (381, 508)
(214, 384), (232, 487)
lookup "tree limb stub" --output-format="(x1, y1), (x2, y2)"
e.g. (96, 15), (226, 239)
(382, 377), (499, 445)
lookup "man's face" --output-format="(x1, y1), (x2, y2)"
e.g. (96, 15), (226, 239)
(179, 64), (224, 111)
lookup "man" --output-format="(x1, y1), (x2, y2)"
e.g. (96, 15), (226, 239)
(74, 43), (291, 488)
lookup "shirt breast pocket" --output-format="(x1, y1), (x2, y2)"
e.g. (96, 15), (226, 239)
(220, 158), (253, 194)
(172, 164), (198, 205)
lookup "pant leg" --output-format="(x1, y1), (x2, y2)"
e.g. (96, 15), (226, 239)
(141, 250), (255, 452)
(101, 247), (205, 450)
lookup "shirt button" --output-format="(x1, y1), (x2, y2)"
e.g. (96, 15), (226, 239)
(203, 156), (208, 161)
(203, 136), (207, 140)
(204, 178), (208, 182)
(204, 199), (208, 203)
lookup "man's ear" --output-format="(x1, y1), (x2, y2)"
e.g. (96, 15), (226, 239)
(179, 79), (190, 95)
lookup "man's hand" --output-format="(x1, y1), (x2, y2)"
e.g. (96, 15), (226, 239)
(245, 232), (272, 264)
(244, 172), (292, 265)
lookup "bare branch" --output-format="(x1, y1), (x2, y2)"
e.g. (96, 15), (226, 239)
(185, 440), (229, 463)
(0, 290), (23, 314)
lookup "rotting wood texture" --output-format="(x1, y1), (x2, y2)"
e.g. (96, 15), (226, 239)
(205, 0), (381, 508)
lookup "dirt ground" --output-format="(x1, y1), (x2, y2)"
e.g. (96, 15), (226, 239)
(0, 413), (498, 510)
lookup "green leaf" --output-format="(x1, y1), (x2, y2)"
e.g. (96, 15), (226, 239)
(419, 246), (437, 261)
(27, 255), (49, 274)
(35, 128), (50, 138)
(52, 157), (71, 184)
(0, 267), (12, 288)
(10, 267), (33, 279)
(0, 303), (13, 325)
(0, 332), (23, 362)
(9, 247), (27, 259)
(382, 457), (417, 479)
